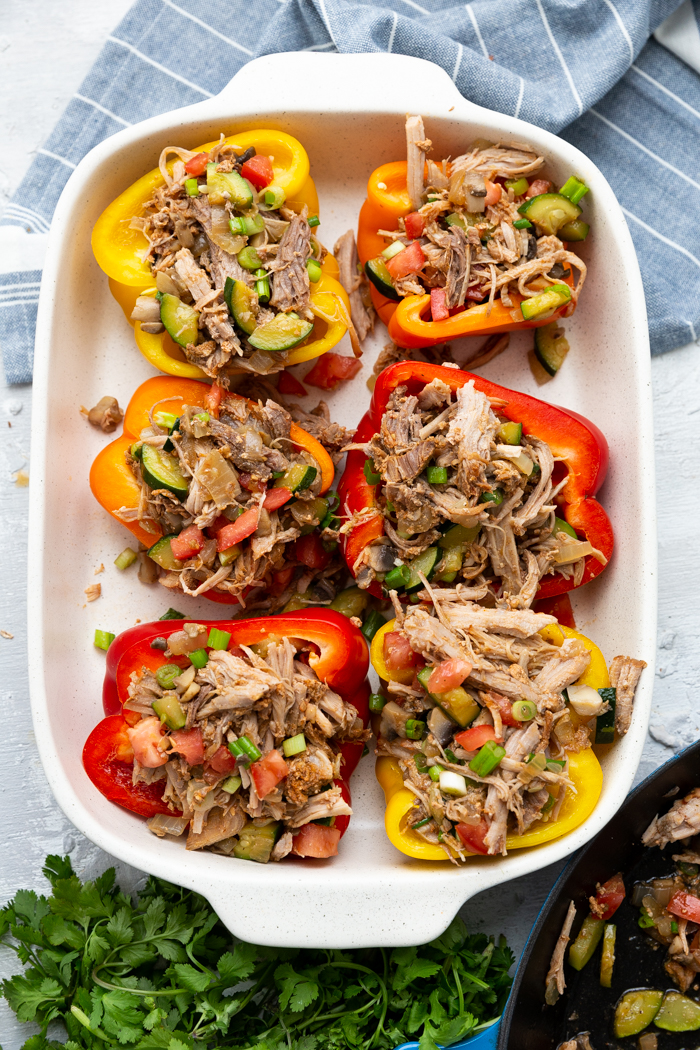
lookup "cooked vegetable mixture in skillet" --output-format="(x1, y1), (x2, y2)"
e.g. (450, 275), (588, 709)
(130, 138), (326, 380)
(123, 388), (344, 606)
(124, 628), (368, 861)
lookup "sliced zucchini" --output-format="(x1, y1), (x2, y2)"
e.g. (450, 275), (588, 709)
(439, 523), (480, 548)
(558, 219), (589, 242)
(497, 421), (522, 445)
(147, 536), (184, 571)
(206, 164), (253, 208)
(517, 193), (581, 236)
(248, 313), (314, 352)
(159, 293), (199, 347)
(233, 821), (279, 863)
(534, 321), (570, 375)
(435, 545), (463, 582)
(141, 445), (189, 498)
(224, 277), (257, 335)
(595, 687), (617, 744)
(381, 240), (406, 261)
(405, 547), (440, 593)
(218, 543), (242, 567)
(438, 687), (479, 728)
(365, 257), (400, 301)
(275, 463), (317, 492)
(521, 283), (571, 322)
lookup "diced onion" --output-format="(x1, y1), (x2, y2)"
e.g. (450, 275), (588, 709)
(146, 814), (190, 838)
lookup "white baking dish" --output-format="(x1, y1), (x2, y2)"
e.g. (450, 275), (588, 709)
(27, 52), (656, 948)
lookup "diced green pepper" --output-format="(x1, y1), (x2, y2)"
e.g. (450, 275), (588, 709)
(505, 177), (529, 196)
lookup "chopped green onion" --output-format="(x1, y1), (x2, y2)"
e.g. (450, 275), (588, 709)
(229, 214), (265, 236)
(671, 920), (679, 934)
(384, 565), (410, 591)
(130, 441), (143, 459)
(207, 627), (231, 650)
(237, 735), (262, 762)
(155, 663), (182, 689)
(527, 752), (547, 772)
(221, 775), (242, 794)
(94, 629), (115, 651)
(553, 516), (578, 539)
(150, 637), (167, 651)
(228, 740), (245, 758)
(271, 470), (285, 479)
(480, 488), (503, 505)
(444, 749), (461, 764)
(381, 240), (406, 260)
(369, 692), (386, 713)
(546, 758), (566, 773)
(426, 465), (448, 485)
(193, 411), (210, 423)
(541, 794), (557, 816)
(114, 547), (138, 571)
(439, 770), (468, 797)
(362, 610), (386, 643)
(512, 700), (537, 721)
(559, 175), (589, 205)
(469, 740), (506, 776)
(188, 648), (209, 669)
(154, 411), (179, 429)
(282, 734), (307, 757)
(414, 753), (428, 774)
(185, 177), (199, 197)
(363, 458), (381, 485)
(307, 258), (322, 283)
(160, 608), (185, 621)
(412, 817), (432, 829)
(405, 719), (425, 740)
(254, 268), (270, 305)
(513, 218), (532, 230)
(505, 177), (529, 196)
(237, 246), (263, 270)
(638, 909), (655, 929)
(263, 185), (286, 208)
(428, 764), (444, 782)
(308, 215), (320, 227)
(362, 744), (370, 757)
(152, 694), (186, 730)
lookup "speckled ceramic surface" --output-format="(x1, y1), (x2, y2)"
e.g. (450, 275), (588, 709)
(27, 51), (656, 948)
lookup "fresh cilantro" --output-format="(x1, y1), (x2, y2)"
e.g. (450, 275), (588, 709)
(1, 857), (513, 1049)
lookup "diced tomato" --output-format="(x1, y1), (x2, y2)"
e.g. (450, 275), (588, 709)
(455, 820), (491, 855)
(294, 534), (331, 571)
(383, 631), (425, 673)
(240, 155), (274, 190)
(169, 727), (205, 766)
(206, 514), (231, 538)
(205, 381), (223, 418)
(292, 823), (341, 858)
(430, 288), (449, 322)
(170, 525), (205, 561)
(239, 472), (265, 493)
(305, 353), (362, 391)
(126, 716), (168, 768)
(454, 725), (501, 750)
(426, 658), (472, 694)
(593, 873), (626, 920)
(466, 285), (486, 301)
(216, 488), (292, 551)
(485, 691), (519, 728)
(83, 715), (174, 818)
(272, 566), (295, 593)
(404, 211), (425, 239)
(249, 749), (289, 799)
(278, 371), (307, 397)
(668, 891), (700, 924)
(526, 179), (553, 199)
(208, 745), (238, 775)
(185, 152), (209, 176)
(386, 240), (425, 280)
(484, 179), (502, 206)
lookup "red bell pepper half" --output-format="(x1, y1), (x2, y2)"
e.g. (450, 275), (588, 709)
(86, 610), (370, 830)
(337, 361), (612, 601)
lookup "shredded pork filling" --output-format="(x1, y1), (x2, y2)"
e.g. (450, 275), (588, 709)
(128, 637), (368, 858)
(350, 378), (604, 605)
(131, 137), (322, 381)
(121, 391), (345, 609)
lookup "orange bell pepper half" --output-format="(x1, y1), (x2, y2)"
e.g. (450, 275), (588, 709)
(337, 362), (612, 601)
(89, 374), (334, 555)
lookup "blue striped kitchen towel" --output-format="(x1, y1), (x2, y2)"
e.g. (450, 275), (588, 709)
(2, 0), (700, 383)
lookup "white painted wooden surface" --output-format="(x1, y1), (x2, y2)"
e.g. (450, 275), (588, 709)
(0, 2), (696, 1044)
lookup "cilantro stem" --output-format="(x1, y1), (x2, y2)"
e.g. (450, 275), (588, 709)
(452, 957), (465, 1017)
(70, 1004), (112, 1042)
(91, 968), (189, 996)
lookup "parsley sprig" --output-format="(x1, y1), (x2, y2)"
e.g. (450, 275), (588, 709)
(0, 855), (513, 1050)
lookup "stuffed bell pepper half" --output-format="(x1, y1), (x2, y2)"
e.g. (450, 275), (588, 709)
(338, 362), (612, 607)
(83, 611), (370, 861)
(370, 600), (645, 862)
(90, 376), (347, 608)
(357, 115), (589, 347)
(92, 129), (352, 381)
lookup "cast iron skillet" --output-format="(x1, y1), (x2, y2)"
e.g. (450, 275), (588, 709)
(498, 739), (700, 1050)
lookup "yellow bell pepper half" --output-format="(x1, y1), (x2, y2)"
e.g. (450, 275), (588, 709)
(372, 619), (606, 861)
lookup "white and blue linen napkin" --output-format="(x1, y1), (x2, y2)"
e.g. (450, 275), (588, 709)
(2, 0), (700, 383)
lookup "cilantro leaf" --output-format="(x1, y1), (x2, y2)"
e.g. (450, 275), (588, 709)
(172, 963), (212, 993)
(275, 963), (320, 1012)
(217, 942), (258, 985)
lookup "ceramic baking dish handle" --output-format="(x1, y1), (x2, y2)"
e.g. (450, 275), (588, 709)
(215, 52), (474, 120)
